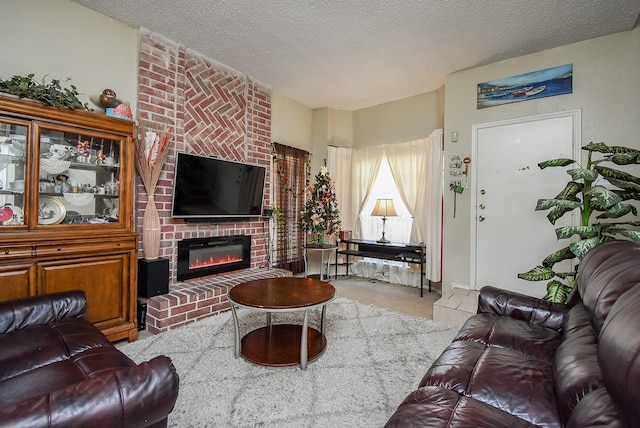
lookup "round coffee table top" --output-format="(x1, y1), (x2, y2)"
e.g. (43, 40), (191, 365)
(229, 277), (336, 310)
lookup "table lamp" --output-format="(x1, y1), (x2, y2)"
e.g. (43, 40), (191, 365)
(371, 198), (397, 243)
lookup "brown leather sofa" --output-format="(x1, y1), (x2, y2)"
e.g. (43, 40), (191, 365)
(386, 240), (640, 427)
(0, 291), (179, 427)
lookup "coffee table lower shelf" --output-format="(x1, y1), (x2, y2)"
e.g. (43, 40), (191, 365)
(241, 324), (327, 367)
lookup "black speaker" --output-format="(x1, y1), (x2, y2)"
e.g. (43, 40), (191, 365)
(138, 258), (169, 298)
(137, 299), (147, 331)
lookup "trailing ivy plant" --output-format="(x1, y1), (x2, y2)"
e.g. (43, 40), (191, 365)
(0, 74), (91, 111)
(518, 142), (640, 303)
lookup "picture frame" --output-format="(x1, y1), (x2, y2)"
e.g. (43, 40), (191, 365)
(477, 64), (573, 109)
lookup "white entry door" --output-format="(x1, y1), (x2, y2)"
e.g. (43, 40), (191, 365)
(471, 111), (580, 297)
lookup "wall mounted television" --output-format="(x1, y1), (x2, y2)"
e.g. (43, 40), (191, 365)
(171, 152), (266, 219)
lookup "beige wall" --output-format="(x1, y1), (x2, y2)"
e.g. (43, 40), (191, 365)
(0, 0), (138, 114)
(352, 89), (444, 148)
(271, 92), (313, 153)
(442, 28), (640, 295)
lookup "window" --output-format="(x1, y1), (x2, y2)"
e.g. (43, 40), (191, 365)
(359, 156), (412, 243)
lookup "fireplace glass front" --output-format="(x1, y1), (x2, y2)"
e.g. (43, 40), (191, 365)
(177, 235), (251, 281)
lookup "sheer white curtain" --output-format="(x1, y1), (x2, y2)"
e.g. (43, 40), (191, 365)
(423, 129), (443, 282)
(351, 146), (384, 238)
(327, 146), (353, 231)
(385, 138), (429, 243)
(384, 129), (443, 281)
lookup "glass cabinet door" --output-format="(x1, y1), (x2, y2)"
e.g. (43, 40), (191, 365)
(0, 120), (27, 227)
(38, 125), (122, 226)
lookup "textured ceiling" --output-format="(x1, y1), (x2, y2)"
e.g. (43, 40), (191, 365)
(73, 0), (640, 111)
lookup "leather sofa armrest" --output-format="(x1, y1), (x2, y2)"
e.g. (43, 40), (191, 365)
(0, 291), (87, 334)
(0, 355), (179, 428)
(478, 285), (568, 330)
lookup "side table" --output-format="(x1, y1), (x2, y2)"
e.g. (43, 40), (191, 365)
(304, 244), (337, 281)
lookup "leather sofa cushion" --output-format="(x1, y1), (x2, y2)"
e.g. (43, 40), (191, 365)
(566, 387), (625, 428)
(419, 313), (563, 428)
(553, 304), (603, 424)
(453, 312), (562, 361)
(385, 386), (535, 428)
(0, 317), (134, 407)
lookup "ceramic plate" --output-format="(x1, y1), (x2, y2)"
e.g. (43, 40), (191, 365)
(38, 196), (66, 225)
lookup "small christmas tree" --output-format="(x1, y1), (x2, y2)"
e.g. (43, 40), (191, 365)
(300, 160), (341, 245)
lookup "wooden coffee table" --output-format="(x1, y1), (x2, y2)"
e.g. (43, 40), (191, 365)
(228, 277), (336, 370)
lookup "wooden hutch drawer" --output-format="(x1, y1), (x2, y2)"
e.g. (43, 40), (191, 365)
(0, 245), (34, 261)
(35, 239), (136, 258)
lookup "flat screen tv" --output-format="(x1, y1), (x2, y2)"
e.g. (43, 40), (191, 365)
(171, 152), (266, 219)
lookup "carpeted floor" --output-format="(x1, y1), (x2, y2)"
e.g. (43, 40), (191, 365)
(328, 275), (441, 319)
(119, 297), (456, 427)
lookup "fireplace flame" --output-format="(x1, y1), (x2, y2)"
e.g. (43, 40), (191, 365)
(189, 255), (242, 270)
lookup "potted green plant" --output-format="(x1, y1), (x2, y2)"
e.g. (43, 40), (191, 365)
(0, 74), (90, 110)
(518, 142), (640, 303)
(265, 203), (285, 226)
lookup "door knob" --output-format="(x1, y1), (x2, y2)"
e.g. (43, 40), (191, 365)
(478, 215), (486, 222)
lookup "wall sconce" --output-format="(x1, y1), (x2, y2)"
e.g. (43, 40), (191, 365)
(371, 198), (397, 243)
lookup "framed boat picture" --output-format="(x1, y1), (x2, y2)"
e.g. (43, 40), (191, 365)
(477, 64), (573, 109)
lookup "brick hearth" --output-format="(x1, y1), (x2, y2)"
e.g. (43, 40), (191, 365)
(146, 267), (291, 334)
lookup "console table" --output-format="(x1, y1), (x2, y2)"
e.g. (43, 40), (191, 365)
(336, 239), (430, 297)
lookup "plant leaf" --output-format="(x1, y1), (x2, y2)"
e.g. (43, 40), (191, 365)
(610, 152), (640, 165)
(583, 142), (611, 153)
(554, 181), (582, 201)
(542, 246), (576, 268)
(584, 186), (623, 209)
(569, 237), (601, 259)
(547, 206), (573, 225)
(518, 266), (555, 281)
(538, 158), (576, 169)
(596, 202), (637, 219)
(536, 199), (581, 211)
(613, 189), (640, 201)
(615, 230), (640, 242)
(544, 280), (572, 303)
(555, 225), (601, 240)
(553, 271), (578, 280)
(595, 165), (640, 185)
(606, 178), (640, 191)
(567, 168), (598, 181)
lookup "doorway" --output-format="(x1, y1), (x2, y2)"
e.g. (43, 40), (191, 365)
(471, 110), (581, 297)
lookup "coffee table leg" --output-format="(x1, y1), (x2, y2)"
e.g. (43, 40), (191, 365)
(300, 309), (308, 370)
(320, 304), (327, 334)
(229, 303), (241, 358)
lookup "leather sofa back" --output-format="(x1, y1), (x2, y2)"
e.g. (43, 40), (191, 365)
(571, 240), (640, 334)
(599, 280), (640, 427)
(0, 290), (86, 334)
(559, 240), (640, 427)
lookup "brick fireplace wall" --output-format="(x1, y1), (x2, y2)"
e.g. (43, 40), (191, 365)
(137, 28), (272, 284)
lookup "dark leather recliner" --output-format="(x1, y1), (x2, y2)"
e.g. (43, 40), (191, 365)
(386, 240), (640, 427)
(0, 290), (179, 427)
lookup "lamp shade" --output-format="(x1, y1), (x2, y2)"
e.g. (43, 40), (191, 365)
(371, 199), (397, 217)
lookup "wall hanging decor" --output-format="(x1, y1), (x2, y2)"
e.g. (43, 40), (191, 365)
(477, 64), (573, 109)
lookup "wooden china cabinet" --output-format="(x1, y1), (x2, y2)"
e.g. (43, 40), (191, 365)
(0, 95), (138, 342)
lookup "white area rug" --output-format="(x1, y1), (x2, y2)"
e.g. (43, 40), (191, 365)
(118, 297), (457, 427)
